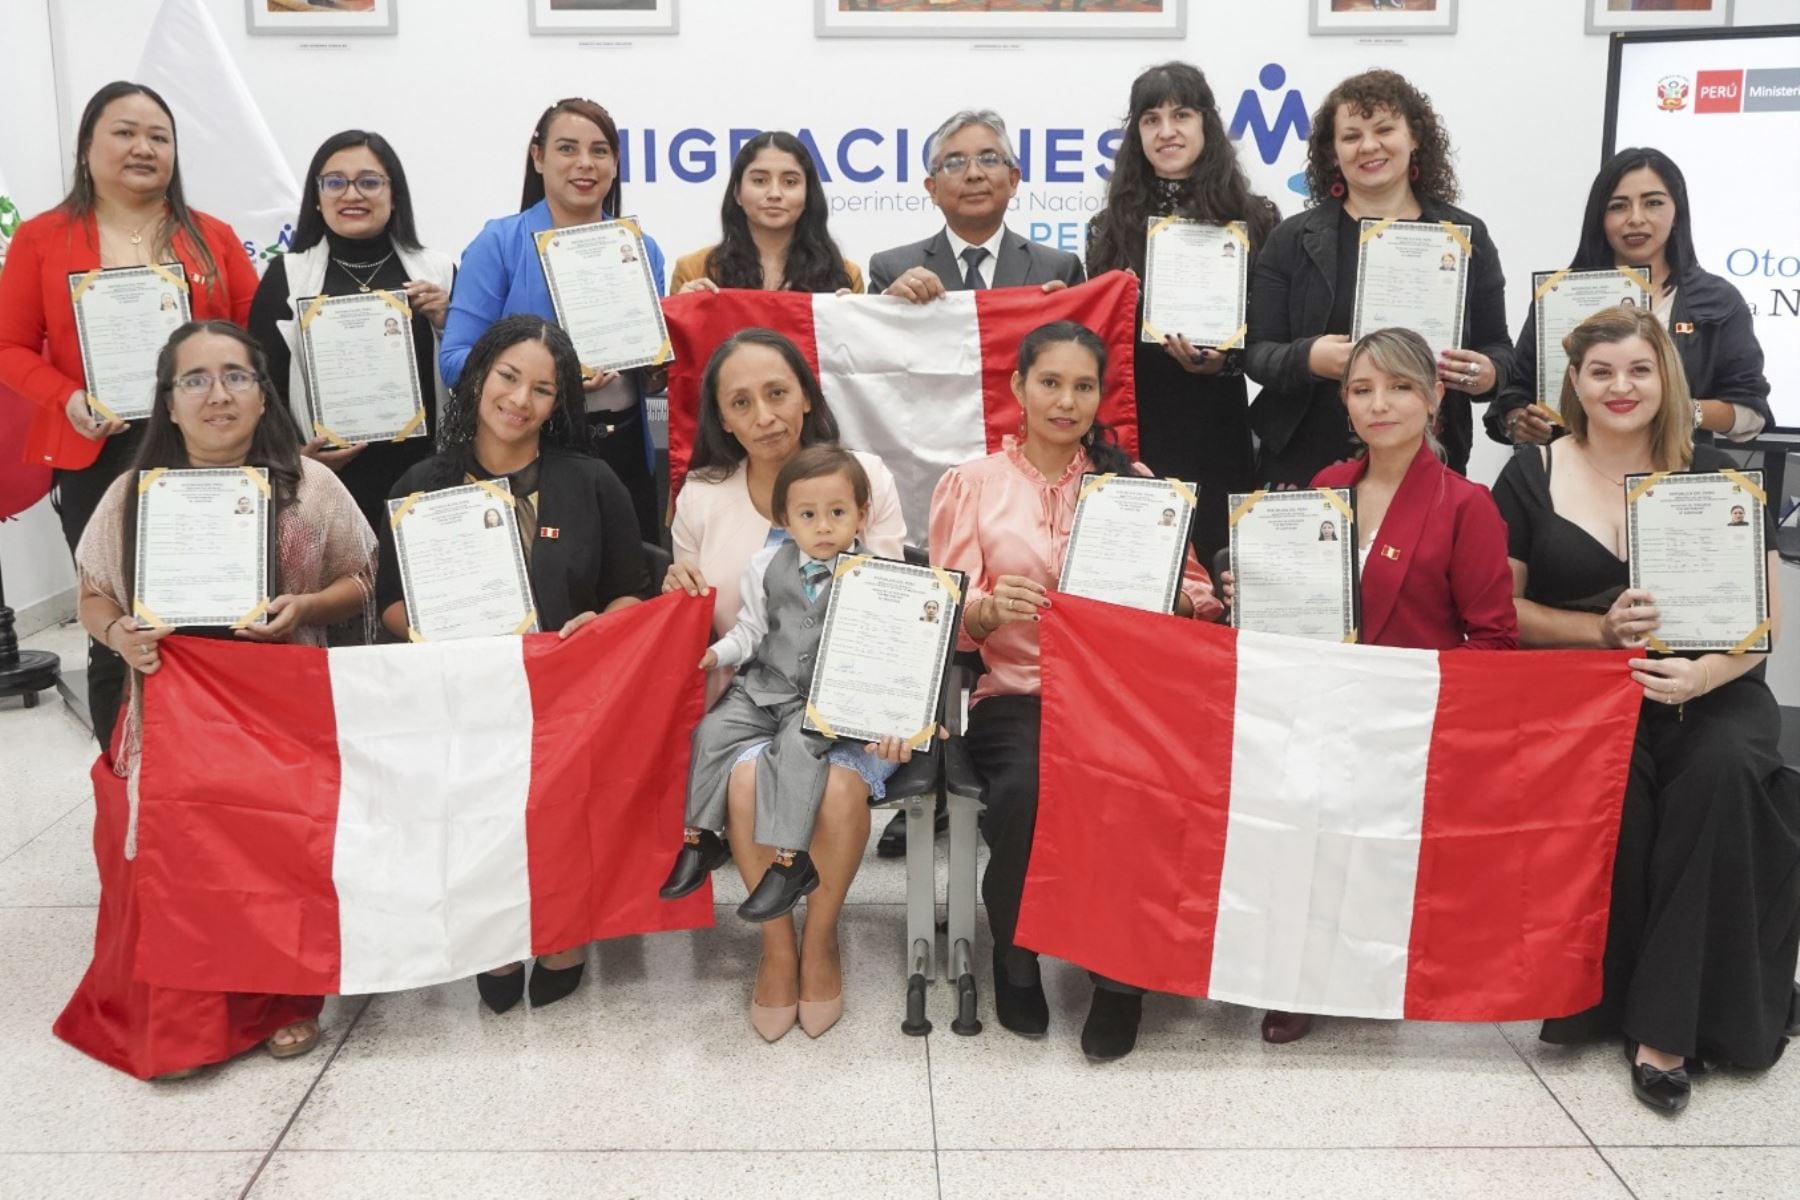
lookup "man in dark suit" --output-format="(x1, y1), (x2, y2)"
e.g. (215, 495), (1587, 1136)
(868, 109), (1086, 304)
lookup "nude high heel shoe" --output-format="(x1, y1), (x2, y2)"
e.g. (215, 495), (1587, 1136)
(798, 995), (843, 1039)
(751, 999), (798, 1042)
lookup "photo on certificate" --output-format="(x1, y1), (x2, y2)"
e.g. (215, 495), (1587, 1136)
(69, 263), (191, 422)
(1532, 266), (1653, 411)
(1626, 469), (1770, 654)
(1350, 219), (1470, 363)
(535, 217), (673, 376)
(132, 467), (272, 630)
(1227, 487), (1360, 642)
(389, 481), (539, 643)
(1141, 217), (1249, 350)
(803, 555), (964, 750)
(296, 291), (429, 445)
(1058, 473), (1196, 614)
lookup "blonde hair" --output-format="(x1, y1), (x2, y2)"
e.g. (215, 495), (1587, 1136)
(1558, 307), (1693, 471)
(1342, 327), (1443, 459)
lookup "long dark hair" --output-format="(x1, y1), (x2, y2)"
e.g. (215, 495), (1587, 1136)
(290, 129), (423, 254)
(689, 328), (842, 484)
(705, 132), (851, 293)
(521, 98), (622, 217)
(60, 81), (220, 287)
(1571, 147), (1696, 281)
(1016, 321), (1132, 476)
(121, 321), (302, 598)
(1087, 63), (1279, 275)
(1304, 69), (1459, 207)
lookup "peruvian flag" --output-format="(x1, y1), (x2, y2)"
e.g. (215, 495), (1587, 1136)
(662, 270), (1140, 537)
(1021, 595), (1643, 1021)
(130, 594), (715, 996)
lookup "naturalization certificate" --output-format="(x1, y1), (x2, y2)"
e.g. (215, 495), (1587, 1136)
(388, 481), (538, 642)
(132, 467), (271, 629)
(534, 217), (672, 376)
(1141, 217), (1250, 350)
(69, 263), (191, 421)
(803, 555), (963, 749)
(1228, 487), (1359, 642)
(1350, 218), (1471, 362)
(1057, 473), (1197, 614)
(1533, 266), (1654, 410)
(296, 290), (428, 445)
(1626, 469), (1770, 654)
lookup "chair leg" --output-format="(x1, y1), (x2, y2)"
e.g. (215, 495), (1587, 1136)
(901, 794), (936, 1036)
(946, 789), (983, 1036)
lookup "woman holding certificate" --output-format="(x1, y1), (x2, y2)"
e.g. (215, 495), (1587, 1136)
(440, 98), (666, 545)
(57, 320), (376, 1080)
(0, 81), (260, 747)
(248, 130), (456, 532)
(1245, 70), (1511, 487)
(1486, 148), (1772, 449)
(670, 132), (863, 295)
(1493, 307), (1799, 1114)
(377, 314), (651, 1012)
(930, 320), (1220, 1062)
(1084, 62), (1279, 564)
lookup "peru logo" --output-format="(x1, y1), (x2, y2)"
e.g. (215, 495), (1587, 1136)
(1656, 75), (1691, 112)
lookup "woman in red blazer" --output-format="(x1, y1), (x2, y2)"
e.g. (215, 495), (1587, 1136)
(1228, 326), (1518, 1044)
(0, 81), (258, 746)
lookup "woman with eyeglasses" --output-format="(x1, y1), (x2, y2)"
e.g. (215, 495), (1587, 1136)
(248, 130), (457, 534)
(441, 98), (666, 545)
(0, 81), (261, 749)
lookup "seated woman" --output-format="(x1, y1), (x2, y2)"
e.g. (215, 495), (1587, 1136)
(929, 319), (1221, 1063)
(376, 313), (651, 1015)
(1493, 306), (1800, 1114)
(56, 320), (377, 1080)
(1228, 326), (1519, 1046)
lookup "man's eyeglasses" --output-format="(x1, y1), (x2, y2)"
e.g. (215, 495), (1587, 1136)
(935, 151), (1009, 177)
(173, 370), (261, 397)
(318, 173), (390, 197)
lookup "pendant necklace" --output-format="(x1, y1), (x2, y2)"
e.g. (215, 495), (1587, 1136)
(331, 252), (394, 293)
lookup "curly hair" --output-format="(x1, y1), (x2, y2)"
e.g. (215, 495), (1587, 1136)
(1303, 70), (1458, 206)
(432, 315), (588, 485)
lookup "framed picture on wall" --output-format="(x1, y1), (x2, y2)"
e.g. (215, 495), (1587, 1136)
(246, 0), (398, 36)
(528, 0), (680, 35)
(816, 0), (1185, 40)
(1586, 0), (1733, 34)
(1309, 0), (1456, 36)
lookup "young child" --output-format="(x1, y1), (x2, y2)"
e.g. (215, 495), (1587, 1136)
(660, 444), (910, 922)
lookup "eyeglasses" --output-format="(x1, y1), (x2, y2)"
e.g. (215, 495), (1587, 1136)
(935, 151), (1009, 177)
(174, 370), (262, 397)
(318, 173), (390, 197)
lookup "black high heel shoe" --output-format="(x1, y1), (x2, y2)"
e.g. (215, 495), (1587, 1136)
(737, 851), (819, 922)
(991, 946), (1048, 1037)
(660, 829), (731, 900)
(1625, 1041), (1691, 1113)
(1081, 987), (1144, 1062)
(528, 956), (587, 1008)
(477, 965), (526, 1014)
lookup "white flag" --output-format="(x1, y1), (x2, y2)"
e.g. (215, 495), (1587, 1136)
(136, 0), (298, 271)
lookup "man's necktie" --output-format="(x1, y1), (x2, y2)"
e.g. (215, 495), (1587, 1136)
(960, 246), (989, 291)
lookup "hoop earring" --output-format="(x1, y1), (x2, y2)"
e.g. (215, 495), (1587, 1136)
(1409, 163), (1421, 182)
(1329, 180), (1347, 199)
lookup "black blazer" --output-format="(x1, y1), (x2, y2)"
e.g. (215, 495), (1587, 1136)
(1244, 197), (1512, 482)
(1483, 264), (1773, 444)
(866, 225), (1086, 295)
(376, 448), (652, 635)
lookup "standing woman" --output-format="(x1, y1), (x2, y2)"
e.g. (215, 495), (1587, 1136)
(1085, 62), (1279, 564)
(0, 81), (260, 747)
(379, 314), (652, 1013)
(440, 98), (666, 545)
(1246, 69), (1511, 486)
(670, 131), (862, 295)
(1486, 148), (1771, 449)
(56, 320), (376, 1080)
(248, 130), (456, 533)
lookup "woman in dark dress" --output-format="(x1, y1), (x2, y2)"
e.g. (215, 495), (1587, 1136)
(1492, 305), (1800, 1114)
(375, 314), (652, 1014)
(1085, 62), (1278, 565)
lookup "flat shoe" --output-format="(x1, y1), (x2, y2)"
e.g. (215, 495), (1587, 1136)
(660, 830), (730, 900)
(1624, 1041), (1691, 1113)
(1261, 1010), (1314, 1044)
(1081, 989), (1143, 1062)
(266, 1020), (320, 1060)
(737, 852), (820, 923)
(751, 1001), (798, 1042)
(798, 995), (844, 1038)
(991, 946), (1048, 1037)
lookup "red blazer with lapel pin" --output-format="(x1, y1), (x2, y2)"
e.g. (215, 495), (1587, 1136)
(1312, 442), (1518, 651)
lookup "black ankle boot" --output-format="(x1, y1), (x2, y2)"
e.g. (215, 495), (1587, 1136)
(1081, 988), (1143, 1062)
(476, 965), (525, 1014)
(528, 957), (587, 1008)
(991, 946), (1048, 1036)
(660, 829), (730, 900)
(737, 851), (820, 922)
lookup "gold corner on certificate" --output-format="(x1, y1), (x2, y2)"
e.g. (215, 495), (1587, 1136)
(1626, 470), (1769, 654)
(132, 467), (271, 629)
(804, 556), (961, 748)
(1533, 268), (1653, 407)
(1141, 218), (1249, 349)
(1058, 473), (1196, 614)
(535, 218), (672, 375)
(390, 482), (538, 643)
(1350, 219), (1470, 362)
(1228, 487), (1358, 642)
(298, 291), (428, 445)
(70, 264), (191, 422)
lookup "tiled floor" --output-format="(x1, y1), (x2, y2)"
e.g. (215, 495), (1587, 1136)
(3, 620), (1796, 1200)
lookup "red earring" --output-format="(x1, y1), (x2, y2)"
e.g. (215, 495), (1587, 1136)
(1410, 163), (1421, 181)
(1329, 179), (1347, 199)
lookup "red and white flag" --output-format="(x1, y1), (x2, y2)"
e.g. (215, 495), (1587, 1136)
(662, 271), (1140, 536)
(1021, 595), (1642, 1021)
(131, 595), (716, 996)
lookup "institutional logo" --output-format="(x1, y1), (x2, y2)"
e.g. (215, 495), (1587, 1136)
(1692, 66), (1800, 114)
(1697, 70), (1744, 112)
(1656, 75), (1690, 112)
